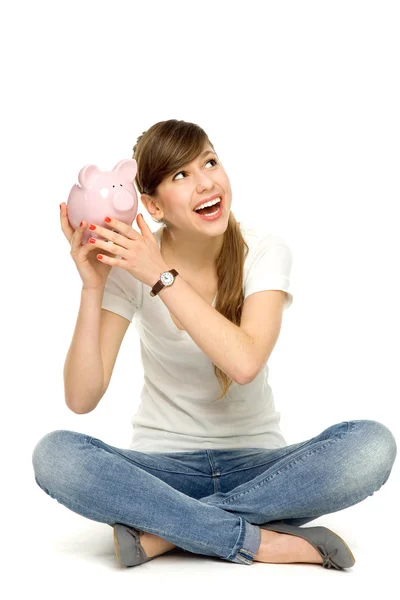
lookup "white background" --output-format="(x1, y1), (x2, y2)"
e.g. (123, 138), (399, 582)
(2, 0), (399, 596)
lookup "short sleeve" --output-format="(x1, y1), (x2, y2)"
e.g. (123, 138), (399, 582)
(244, 236), (293, 311)
(101, 266), (142, 322)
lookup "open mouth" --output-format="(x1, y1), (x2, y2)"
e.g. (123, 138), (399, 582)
(193, 198), (223, 220)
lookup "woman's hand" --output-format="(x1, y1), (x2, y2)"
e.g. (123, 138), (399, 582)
(60, 202), (114, 290)
(87, 213), (169, 288)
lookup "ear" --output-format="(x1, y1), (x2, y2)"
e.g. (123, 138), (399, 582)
(141, 194), (164, 222)
(140, 194), (150, 210)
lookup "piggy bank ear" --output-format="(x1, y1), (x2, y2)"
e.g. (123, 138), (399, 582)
(113, 159), (137, 181)
(78, 164), (100, 188)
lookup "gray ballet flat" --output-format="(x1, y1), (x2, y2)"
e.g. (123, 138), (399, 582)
(260, 521), (356, 570)
(113, 524), (155, 567)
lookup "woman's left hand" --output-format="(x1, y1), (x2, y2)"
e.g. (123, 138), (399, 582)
(90, 213), (169, 288)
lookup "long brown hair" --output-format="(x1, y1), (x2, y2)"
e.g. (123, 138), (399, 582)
(132, 119), (249, 400)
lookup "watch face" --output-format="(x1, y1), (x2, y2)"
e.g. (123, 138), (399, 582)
(160, 272), (174, 285)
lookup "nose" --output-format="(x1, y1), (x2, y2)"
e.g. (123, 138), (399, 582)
(195, 172), (215, 191)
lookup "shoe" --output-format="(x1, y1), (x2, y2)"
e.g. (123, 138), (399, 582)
(113, 524), (155, 567)
(260, 521), (356, 570)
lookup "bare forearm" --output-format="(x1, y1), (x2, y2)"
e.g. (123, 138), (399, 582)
(63, 287), (105, 413)
(157, 274), (253, 384)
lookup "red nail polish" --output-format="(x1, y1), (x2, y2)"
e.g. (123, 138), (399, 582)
(89, 224), (96, 230)
(80, 221), (83, 226)
(89, 238), (96, 243)
(104, 216), (111, 223)
(97, 255), (103, 259)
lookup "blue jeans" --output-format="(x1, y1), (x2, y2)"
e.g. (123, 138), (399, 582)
(32, 419), (396, 565)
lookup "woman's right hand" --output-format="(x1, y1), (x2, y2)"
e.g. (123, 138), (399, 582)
(60, 202), (114, 290)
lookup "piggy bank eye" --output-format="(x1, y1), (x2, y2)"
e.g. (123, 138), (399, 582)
(112, 184), (124, 187)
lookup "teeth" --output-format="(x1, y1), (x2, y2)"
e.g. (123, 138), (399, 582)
(194, 197), (221, 211)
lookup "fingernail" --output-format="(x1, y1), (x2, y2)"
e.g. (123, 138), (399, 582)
(80, 221), (83, 226)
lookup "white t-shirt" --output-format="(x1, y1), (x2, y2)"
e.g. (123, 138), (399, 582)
(101, 222), (293, 453)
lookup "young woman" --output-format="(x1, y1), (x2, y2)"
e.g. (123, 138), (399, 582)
(32, 119), (397, 570)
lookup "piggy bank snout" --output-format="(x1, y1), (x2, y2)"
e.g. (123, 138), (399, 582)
(113, 189), (136, 212)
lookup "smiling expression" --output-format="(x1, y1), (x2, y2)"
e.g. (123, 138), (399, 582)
(142, 143), (232, 229)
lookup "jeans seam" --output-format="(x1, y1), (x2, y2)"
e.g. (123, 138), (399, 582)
(214, 437), (342, 506)
(225, 516), (245, 562)
(239, 548), (256, 562)
(224, 518), (258, 564)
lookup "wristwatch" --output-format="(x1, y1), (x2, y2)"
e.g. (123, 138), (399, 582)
(150, 269), (179, 297)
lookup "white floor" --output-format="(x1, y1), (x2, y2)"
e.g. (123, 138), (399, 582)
(9, 467), (399, 600)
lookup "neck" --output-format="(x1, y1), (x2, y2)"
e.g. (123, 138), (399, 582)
(160, 227), (224, 273)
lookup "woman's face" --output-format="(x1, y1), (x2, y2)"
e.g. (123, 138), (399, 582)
(146, 143), (232, 233)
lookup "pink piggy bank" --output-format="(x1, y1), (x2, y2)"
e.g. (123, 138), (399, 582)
(67, 159), (139, 245)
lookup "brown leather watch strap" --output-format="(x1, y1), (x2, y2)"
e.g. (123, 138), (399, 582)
(150, 269), (179, 297)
